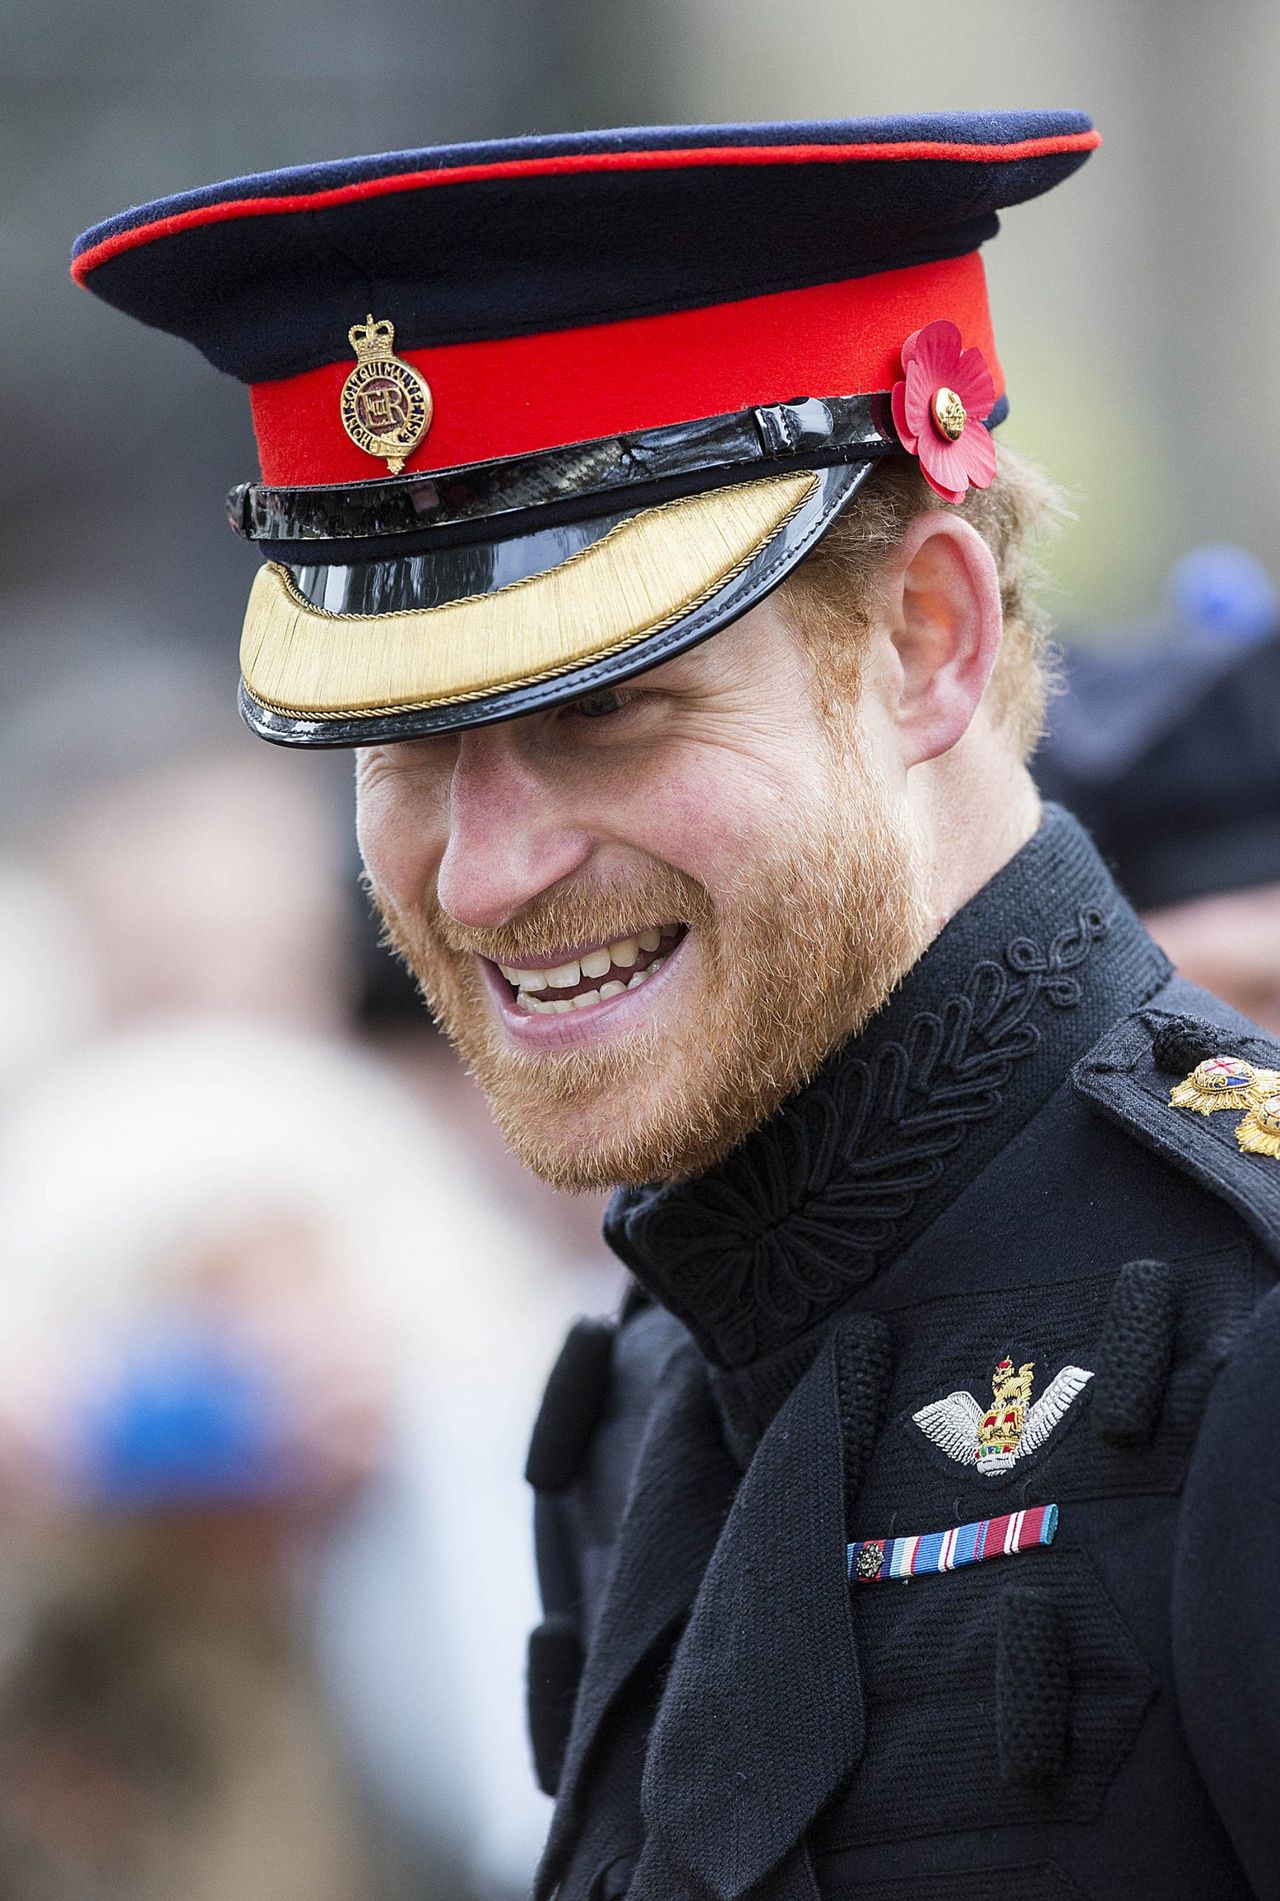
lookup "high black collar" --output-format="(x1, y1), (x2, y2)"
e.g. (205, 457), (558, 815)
(604, 806), (1170, 1384)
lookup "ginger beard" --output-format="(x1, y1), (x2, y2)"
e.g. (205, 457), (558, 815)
(373, 736), (931, 1192)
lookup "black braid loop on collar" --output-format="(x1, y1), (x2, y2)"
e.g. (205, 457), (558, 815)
(611, 906), (1111, 1368)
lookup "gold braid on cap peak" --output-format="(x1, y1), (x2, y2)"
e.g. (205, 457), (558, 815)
(240, 472), (818, 720)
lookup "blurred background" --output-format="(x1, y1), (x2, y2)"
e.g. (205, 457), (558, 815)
(3, 1), (1280, 1895)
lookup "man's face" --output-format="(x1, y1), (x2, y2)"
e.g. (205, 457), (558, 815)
(356, 599), (930, 1190)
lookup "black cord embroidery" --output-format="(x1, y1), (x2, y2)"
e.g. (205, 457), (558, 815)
(614, 907), (1111, 1367)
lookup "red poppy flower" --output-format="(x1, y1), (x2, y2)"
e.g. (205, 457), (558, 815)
(890, 319), (998, 504)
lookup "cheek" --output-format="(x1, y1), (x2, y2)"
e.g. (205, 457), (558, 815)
(633, 743), (826, 892)
(354, 769), (446, 909)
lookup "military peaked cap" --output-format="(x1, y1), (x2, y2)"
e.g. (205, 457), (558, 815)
(73, 113), (1098, 746)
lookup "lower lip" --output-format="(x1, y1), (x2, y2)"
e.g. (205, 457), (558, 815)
(480, 934), (690, 1049)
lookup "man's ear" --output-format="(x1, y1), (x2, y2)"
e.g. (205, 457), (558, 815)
(872, 512), (1003, 769)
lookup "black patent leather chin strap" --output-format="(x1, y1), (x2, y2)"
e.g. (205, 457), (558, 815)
(228, 391), (904, 544)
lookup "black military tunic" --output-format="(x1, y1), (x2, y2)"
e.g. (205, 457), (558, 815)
(526, 806), (1280, 1901)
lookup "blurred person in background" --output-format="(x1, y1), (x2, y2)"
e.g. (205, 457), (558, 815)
(0, 627), (616, 1893)
(0, 1019), (578, 1899)
(2, 603), (616, 1275)
(1037, 545), (1280, 1031)
(1, 610), (356, 1036)
(0, 861), (100, 1105)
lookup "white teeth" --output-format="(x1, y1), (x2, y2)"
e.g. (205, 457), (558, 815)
(504, 925), (682, 1008)
(500, 962), (550, 992)
(501, 962), (536, 988)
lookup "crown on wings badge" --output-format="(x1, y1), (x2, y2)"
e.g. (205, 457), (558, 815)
(913, 1356), (1093, 1475)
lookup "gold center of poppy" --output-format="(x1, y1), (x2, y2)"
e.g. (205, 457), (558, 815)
(931, 387), (967, 441)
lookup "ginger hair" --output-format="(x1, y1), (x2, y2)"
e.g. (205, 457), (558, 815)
(779, 443), (1066, 761)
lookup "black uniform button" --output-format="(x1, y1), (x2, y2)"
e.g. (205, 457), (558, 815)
(1151, 1013), (1250, 1075)
(525, 1315), (616, 1494)
(527, 1613), (585, 1797)
(834, 1312), (893, 1520)
(1092, 1259), (1178, 1447)
(996, 1587), (1071, 1785)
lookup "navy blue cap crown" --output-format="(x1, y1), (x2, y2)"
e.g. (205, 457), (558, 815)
(73, 112), (1098, 384)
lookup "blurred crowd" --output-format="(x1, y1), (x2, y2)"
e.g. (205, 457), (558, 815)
(0, 630), (624, 1900)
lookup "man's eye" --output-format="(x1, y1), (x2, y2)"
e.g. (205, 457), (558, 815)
(571, 688), (630, 720)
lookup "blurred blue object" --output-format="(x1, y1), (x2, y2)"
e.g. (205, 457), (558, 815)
(1041, 545), (1280, 783)
(1168, 544), (1279, 647)
(1036, 545), (1280, 910)
(74, 1332), (292, 1507)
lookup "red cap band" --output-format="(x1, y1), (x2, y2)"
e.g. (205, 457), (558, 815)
(250, 251), (1001, 487)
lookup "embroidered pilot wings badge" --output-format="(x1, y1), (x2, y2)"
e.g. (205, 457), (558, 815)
(913, 1356), (1093, 1475)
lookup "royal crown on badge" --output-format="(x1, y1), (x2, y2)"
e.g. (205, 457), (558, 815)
(914, 1355), (1093, 1474)
(976, 1358), (1035, 1471)
(339, 315), (433, 474)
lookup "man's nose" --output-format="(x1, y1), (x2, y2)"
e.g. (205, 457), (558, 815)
(435, 726), (593, 928)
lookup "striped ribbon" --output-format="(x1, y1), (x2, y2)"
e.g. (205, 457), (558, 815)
(847, 1502), (1059, 1583)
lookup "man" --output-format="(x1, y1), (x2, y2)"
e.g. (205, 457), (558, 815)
(74, 117), (1280, 1899)
(1037, 549), (1280, 1031)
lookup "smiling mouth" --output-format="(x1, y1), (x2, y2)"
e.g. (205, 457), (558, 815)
(492, 923), (688, 1014)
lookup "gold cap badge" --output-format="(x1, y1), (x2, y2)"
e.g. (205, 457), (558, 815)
(339, 316), (433, 474)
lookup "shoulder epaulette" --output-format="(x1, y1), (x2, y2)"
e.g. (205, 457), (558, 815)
(1073, 982), (1280, 1268)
